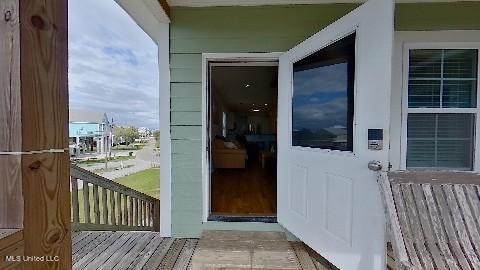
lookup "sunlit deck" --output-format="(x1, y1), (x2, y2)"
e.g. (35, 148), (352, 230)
(72, 231), (337, 270)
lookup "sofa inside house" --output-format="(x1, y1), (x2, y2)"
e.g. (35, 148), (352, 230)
(212, 138), (248, 169)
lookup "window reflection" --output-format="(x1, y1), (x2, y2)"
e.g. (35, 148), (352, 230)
(292, 33), (356, 151)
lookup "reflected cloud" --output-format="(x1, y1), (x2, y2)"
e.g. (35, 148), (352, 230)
(293, 63), (348, 96)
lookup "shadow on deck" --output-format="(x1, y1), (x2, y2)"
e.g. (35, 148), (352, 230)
(72, 231), (337, 270)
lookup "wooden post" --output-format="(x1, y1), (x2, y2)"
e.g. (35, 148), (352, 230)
(71, 177), (80, 223)
(153, 200), (160, 232)
(0, 1), (24, 268)
(19, 0), (72, 269)
(0, 0), (23, 230)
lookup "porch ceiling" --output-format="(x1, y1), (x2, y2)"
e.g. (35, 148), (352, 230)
(167, 0), (475, 7)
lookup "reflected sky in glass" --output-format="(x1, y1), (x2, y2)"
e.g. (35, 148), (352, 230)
(292, 62), (348, 131)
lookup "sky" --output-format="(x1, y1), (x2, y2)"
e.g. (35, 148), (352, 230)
(292, 62), (348, 130)
(68, 0), (159, 129)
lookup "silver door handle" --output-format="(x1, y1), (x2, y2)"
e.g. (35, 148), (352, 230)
(368, 160), (382, 171)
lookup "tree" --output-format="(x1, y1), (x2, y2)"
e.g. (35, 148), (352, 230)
(114, 126), (140, 145)
(153, 130), (160, 148)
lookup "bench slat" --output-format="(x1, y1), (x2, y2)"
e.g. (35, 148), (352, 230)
(381, 172), (480, 270)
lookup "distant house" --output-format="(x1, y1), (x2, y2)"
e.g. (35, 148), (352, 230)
(138, 127), (151, 139)
(69, 110), (114, 154)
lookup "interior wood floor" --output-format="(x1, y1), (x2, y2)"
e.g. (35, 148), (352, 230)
(72, 231), (338, 270)
(211, 161), (277, 215)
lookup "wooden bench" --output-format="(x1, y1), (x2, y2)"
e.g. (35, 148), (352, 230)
(379, 171), (480, 270)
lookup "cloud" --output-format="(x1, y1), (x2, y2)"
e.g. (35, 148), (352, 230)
(68, 0), (159, 129)
(293, 62), (348, 96)
(293, 97), (348, 129)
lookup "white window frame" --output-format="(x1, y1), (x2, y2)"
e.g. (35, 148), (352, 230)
(400, 41), (480, 171)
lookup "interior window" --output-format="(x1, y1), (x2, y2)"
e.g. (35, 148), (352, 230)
(407, 49), (478, 170)
(292, 33), (356, 151)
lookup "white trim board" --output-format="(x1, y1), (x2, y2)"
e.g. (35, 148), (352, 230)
(115, 0), (170, 42)
(158, 23), (172, 237)
(389, 30), (480, 172)
(116, 1), (172, 236)
(168, 0), (475, 7)
(201, 53), (281, 222)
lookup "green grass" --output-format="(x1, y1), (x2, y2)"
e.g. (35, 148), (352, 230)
(117, 168), (160, 199)
(73, 168), (160, 223)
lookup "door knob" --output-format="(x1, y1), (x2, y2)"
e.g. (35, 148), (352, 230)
(368, 160), (382, 171)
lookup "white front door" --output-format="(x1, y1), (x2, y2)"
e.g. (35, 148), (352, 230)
(277, 0), (394, 269)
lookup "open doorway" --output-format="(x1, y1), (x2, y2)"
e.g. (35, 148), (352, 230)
(207, 62), (279, 221)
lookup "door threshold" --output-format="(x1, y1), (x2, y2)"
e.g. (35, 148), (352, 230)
(208, 214), (277, 223)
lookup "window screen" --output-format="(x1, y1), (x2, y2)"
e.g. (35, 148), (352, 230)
(407, 114), (475, 170)
(409, 49), (478, 108)
(407, 49), (478, 170)
(291, 33), (356, 151)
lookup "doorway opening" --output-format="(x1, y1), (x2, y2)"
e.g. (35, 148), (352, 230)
(207, 62), (279, 221)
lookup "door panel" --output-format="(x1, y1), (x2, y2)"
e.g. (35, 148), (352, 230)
(277, 0), (394, 269)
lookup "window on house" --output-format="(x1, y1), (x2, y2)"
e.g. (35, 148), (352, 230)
(292, 33), (356, 151)
(407, 49), (478, 170)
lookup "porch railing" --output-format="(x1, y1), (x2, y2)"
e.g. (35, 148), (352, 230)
(70, 165), (160, 232)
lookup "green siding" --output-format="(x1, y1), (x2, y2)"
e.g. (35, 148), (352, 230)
(396, 2), (480, 31)
(171, 83), (202, 98)
(171, 126), (201, 140)
(169, 2), (480, 238)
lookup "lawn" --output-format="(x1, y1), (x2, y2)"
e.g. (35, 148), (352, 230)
(116, 168), (160, 199)
(74, 168), (160, 223)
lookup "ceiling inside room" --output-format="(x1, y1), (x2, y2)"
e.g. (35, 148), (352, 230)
(211, 65), (278, 113)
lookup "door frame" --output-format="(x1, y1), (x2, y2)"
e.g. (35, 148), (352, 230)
(201, 52), (282, 222)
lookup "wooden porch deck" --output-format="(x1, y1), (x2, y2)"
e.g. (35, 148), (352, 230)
(72, 231), (337, 270)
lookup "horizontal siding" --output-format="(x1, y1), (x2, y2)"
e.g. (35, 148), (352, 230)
(172, 153), (201, 168)
(173, 179), (203, 193)
(171, 37), (308, 54)
(171, 54), (202, 68)
(172, 140), (202, 154)
(172, 194), (203, 212)
(172, 97), (202, 112)
(169, 2), (480, 238)
(171, 126), (201, 140)
(172, 167), (202, 183)
(172, 112), (201, 125)
(171, 83), (202, 98)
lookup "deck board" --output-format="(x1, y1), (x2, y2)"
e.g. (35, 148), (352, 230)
(72, 231), (335, 270)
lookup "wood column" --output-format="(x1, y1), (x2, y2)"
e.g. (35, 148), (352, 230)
(19, 0), (72, 269)
(0, 0), (22, 230)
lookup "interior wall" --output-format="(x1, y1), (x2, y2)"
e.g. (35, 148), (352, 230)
(170, 2), (480, 238)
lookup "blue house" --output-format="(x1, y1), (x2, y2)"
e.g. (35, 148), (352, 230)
(69, 110), (113, 155)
